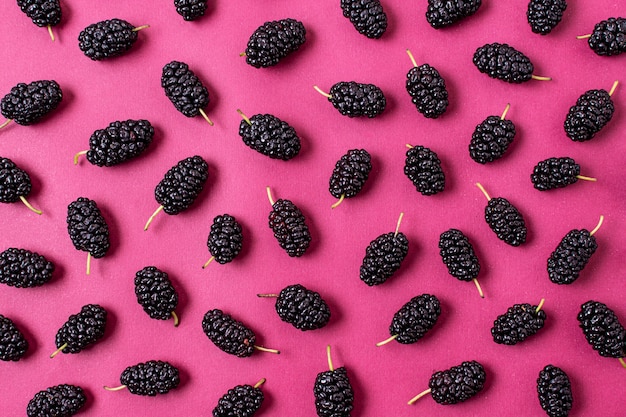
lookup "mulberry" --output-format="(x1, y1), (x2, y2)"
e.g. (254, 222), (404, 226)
(238, 112), (301, 160)
(564, 85), (616, 142)
(438, 229), (483, 297)
(405, 50), (449, 119)
(0, 157), (42, 214)
(578, 300), (626, 359)
(244, 19), (306, 68)
(316, 81), (386, 118)
(378, 294), (441, 346)
(314, 346), (354, 417)
(409, 361), (486, 405)
(404, 145), (445, 195)
(469, 104), (516, 164)
(134, 266), (179, 325)
(112, 360), (180, 396)
(174, 0), (207, 21)
(360, 214), (409, 286)
(1, 80), (62, 126)
(27, 384), (86, 417)
(212, 379), (265, 417)
(340, 0), (387, 39)
(473, 43), (549, 83)
(0, 247), (54, 288)
(267, 188), (311, 257)
(477, 183), (527, 246)
(206, 214), (243, 266)
(66, 197), (111, 265)
(537, 365), (573, 417)
(328, 149), (372, 208)
(52, 304), (107, 356)
(78, 18), (148, 60)
(585, 17), (626, 56)
(0, 314), (28, 361)
(491, 301), (547, 345)
(527, 0), (567, 35)
(17, 0), (61, 27)
(426, 0), (482, 28)
(260, 284), (331, 331)
(161, 61), (212, 124)
(531, 157), (590, 191)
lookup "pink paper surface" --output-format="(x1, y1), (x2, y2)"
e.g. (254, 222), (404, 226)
(1, 1), (625, 416)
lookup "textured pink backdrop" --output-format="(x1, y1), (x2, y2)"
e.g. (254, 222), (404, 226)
(1, 0), (625, 416)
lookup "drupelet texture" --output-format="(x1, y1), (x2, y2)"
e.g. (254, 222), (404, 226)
(268, 199), (311, 257)
(564, 89), (614, 142)
(120, 360), (180, 396)
(202, 309), (256, 357)
(27, 384), (86, 417)
(66, 197), (110, 258)
(469, 115), (516, 164)
(0, 157), (32, 203)
(17, 0), (61, 27)
(527, 0), (567, 35)
(1, 80), (62, 125)
(161, 61), (210, 118)
(360, 232), (409, 286)
(587, 17), (626, 56)
(207, 214), (243, 264)
(404, 145), (445, 195)
(473, 43), (535, 83)
(174, 0), (207, 21)
(537, 365), (573, 417)
(429, 361), (486, 405)
(155, 155), (209, 215)
(389, 294), (441, 344)
(275, 284), (331, 331)
(484, 197), (527, 246)
(244, 19), (306, 68)
(0, 248), (54, 288)
(78, 18), (141, 60)
(328, 149), (372, 199)
(86, 119), (154, 167)
(426, 0), (482, 28)
(0, 314), (28, 361)
(239, 114), (301, 160)
(134, 266), (178, 320)
(406, 63), (449, 119)
(547, 229), (597, 285)
(314, 367), (354, 417)
(577, 300), (626, 358)
(340, 0), (387, 39)
(328, 81), (386, 118)
(438, 229), (480, 281)
(55, 304), (107, 354)
(212, 384), (264, 417)
(491, 302), (547, 345)
(531, 157), (581, 191)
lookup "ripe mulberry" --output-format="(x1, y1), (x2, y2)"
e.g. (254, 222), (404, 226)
(154, 155), (209, 215)
(174, 0), (207, 21)
(118, 360), (180, 396)
(405, 56), (449, 119)
(81, 119), (154, 167)
(547, 226), (599, 285)
(586, 17), (626, 56)
(438, 229), (483, 296)
(78, 18), (147, 60)
(207, 214), (243, 265)
(0, 314), (28, 361)
(212, 380), (265, 417)
(478, 184), (527, 246)
(426, 0), (482, 28)
(320, 81), (386, 118)
(1, 80), (62, 125)
(340, 0), (387, 39)
(271, 284), (331, 331)
(577, 300), (625, 358)
(161, 61), (211, 123)
(17, 0), (61, 27)
(267, 190), (311, 257)
(0, 247), (54, 288)
(383, 294), (441, 345)
(527, 0), (567, 35)
(238, 113), (301, 160)
(0, 157), (42, 214)
(360, 214), (409, 286)
(564, 87), (615, 142)
(244, 19), (306, 68)
(314, 346), (354, 417)
(491, 301), (547, 345)
(473, 43), (539, 83)
(531, 157), (584, 191)
(404, 145), (445, 195)
(67, 197), (110, 259)
(537, 365), (573, 417)
(410, 360), (486, 405)
(202, 309), (256, 357)
(53, 304), (107, 356)
(27, 384), (86, 417)
(469, 105), (516, 164)
(134, 266), (179, 324)
(328, 149), (371, 206)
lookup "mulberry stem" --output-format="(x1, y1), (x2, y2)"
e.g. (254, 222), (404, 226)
(609, 80), (619, 97)
(198, 108), (214, 126)
(376, 334), (398, 347)
(0, 119), (12, 129)
(473, 278), (484, 298)
(500, 103), (511, 120)
(19, 196), (42, 215)
(254, 345), (280, 354)
(313, 85), (332, 99)
(589, 215), (604, 236)
(73, 150), (88, 165)
(104, 385), (127, 391)
(171, 311), (179, 327)
(202, 256), (214, 269)
(576, 175), (596, 182)
(237, 109), (251, 125)
(476, 182), (491, 201)
(144, 205), (164, 231)
(257, 293), (279, 298)
(576, 34), (592, 39)
(394, 212), (405, 238)
(254, 378), (266, 388)
(131, 25), (150, 32)
(239, 52), (247, 57)
(406, 49), (418, 67)
(50, 343), (68, 358)
(266, 186), (275, 206)
(47, 25), (55, 42)
(406, 144), (414, 149)
(619, 358), (626, 368)
(331, 194), (345, 209)
(408, 388), (432, 404)
(535, 298), (545, 313)
(531, 75), (551, 81)
(86, 252), (92, 275)
(326, 345), (334, 371)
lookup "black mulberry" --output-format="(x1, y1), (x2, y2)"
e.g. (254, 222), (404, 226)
(0, 247), (54, 288)
(78, 18), (148, 61)
(80, 119), (154, 167)
(318, 81), (386, 118)
(527, 0), (567, 35)
(405, 52), (449, 119)
(578, 300), (626, 359)
(0, 314), (28, 361)
(17, 0), (61, 27)
(531, 157), (586, 191)
(469, 105), (516, 164)
(410, 361), (486, 405)
(202, 309), (256, 357)
(564, 87), (615, 142)
(0, 157), (42, 214)
(547, 222), (600, 285)
(314, 346), (354, 417)
(328, 149), (372, 207)
(537, 365), (573, 417)
(67, 197), (110, 261)
(586, 17), (626, 56)
(473, 43), (546, 83)
(340, 0), (387, 39)
(27, 384), (86, 417)
(1, 80), (62, 125)
(117, 360), (180, 396)
(162, 61), (212, 123)
(426, 0), (482, 28)
(404, 145), (445, 195)
(244, 19), (306, 68)
(379, 294), (441, 346)
(174, 0), (207, 21)
(438, 229), (483, 296)
(269, 284), (331, 331)
(134, 266), (179, 324)
(206, 214), (243, 265)
(212, 380), (265, 417)
(491, 301), (547, 345)
(238, 112), (301, 160)
(477, 183), (527, 246)
(52, 304), (107, 356)
(360, 214), (409, 286)
(267, 189), (311, 257)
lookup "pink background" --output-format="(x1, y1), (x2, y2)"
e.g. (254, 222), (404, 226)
(1, 1), (625, 416)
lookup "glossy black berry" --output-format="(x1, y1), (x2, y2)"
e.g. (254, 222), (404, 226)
(491, 302), (547, 345)
(327, 81), (386, 118)
(0, 248), (54, 288)
(1, 80), (62, 125)
(587, 17), (626, 56)
(473, 43), (535, 83)
(66, 197), (110, 258)
(537, 365), (573, 417)
(564, 89), (614, 142)
(17, 0), (61, 27)
(54, 304), (107, 354)
(85, 119), (154, 167)
(78, 19), (143, 60)
(406, 63), (449, 119)
(426, 0), (482, 28)
(484, 197), (527, 246)
(212, 384), (264, 417)
(527, 0), (567, 35)
(360, 232), (409, 286)
(120, 360), (180, 396)
(27, 384), (86, 417)
(202, 309), (256, 357)
(340, 0), (387, 39)
(244, 19), (306, 68)
(0, 157), (32, 203)
(155, 155), (209, 215)
(329, 149), (372, 200)
(268, 199), (311, 257)
(314, 367), (354, 417)
(469, 115), (516, 164)
(274, 284), (331, 331)
(389, 294), (441, 344)
(174, 0), (207, 21)
(134, 266), (178, 321)
(238, 114), (301, 161)
(404, 145), (445, 195)
(207, 214), (243, 264)
(577, 300), (626, 358)
(428, 361), (486, 405)
(531, 157), (581, 191)
(547, 229), (597, 285)
(161, 61), (210, 118)
(0, 314), (28, 361)
(438, 229), (480, 281)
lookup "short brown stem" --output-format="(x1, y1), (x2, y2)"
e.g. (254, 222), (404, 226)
(239, 52), (247, 57)
(144, 205), (164, 231)
(198, 108), (214, 126)
(576, 34), (591, 39)
(171, 311), (179, 327)
(406, 49), (418, 67)
(609, 80), (619, 97)
(86, 252), (92, 275)
(74, 150), (88, 165)
(104, 385), (128, 391)
(132, 25), (150, 32)
(576, 175), (596, 182)
(47, 25), (55, 41)
(394, 212), (405, 238)
(331, 194), (345, 209)
(500, 103), (511, 120)
(531, 75), (551, 81)
(254, 345), (280, 354)
(535, 298), (545, 313)
(313, 85), (332, 99)
(376, 334), (398, 347)
(476, 182), (491, 201)
(0, 119), (12, 129)
(254, 378), (266, 388)
(202, 256), (215, 269)
(257, 293), (279, 298)
(408, 388), (432, 405)
(473, 278), (484, 298)
(19, 196), (42, 215)
(406, 144), (414, 149)
(266, 187), (275, 206)
(50, 343), (67, 358)
(590, 215), (604, 236)
(619, 358), (626, 368)
(236, 109), (251, 125)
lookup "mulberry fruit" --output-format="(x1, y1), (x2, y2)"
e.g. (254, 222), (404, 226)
(537, 365), (573, 417)
(378, 294), (441, 346)
(405, 50), (449, 119)
(340, 0), (387, 39)
(174, 0), (207, 21)
(17, 0), (61, 33)
(212, 379), (265, 417)
(360, 214), (409, 286)
(564, 85), (616, 142)
(261, 284), (331, 331)
(1, 80), (62, 126)
(438, 229), (483, 296)
(52, 304), (107, 356)
(238, 112), (301, 160)
(469, 104), (516, 164)
(547, 218), (601, 285)
(67, 197), (110, 264)
(161, 61), (212, 124)
(531, 157), (590, 191)
(206, 214), (243, 266)
(0, 157), (42, 214)
(244, 18), (306, 68)
(267, 188), (311, 257)
(0, 247), (54, 288)
(409, 361), (486, 405)
(316, 81), (386, 118)
(404, 145), (445, 195)
(77, 119), (154, 167)
(314, 346), (354, 417)
(473, 43), (548, 83)
(578, 300), (626, 359)
(585, 17), (626, 56)
(78, 18), (148, 60)
(527, 0), (567, 35)
(477, 183), (527, 246)
(0, 314), (28, 361)
(491, 301), (547, 345)
(113, 360), (180, 396)
(134, 266), (179, 325)
(328, 149), (372, 207)
(27, 384), (86, 417)
(426, 0), (482, 28)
